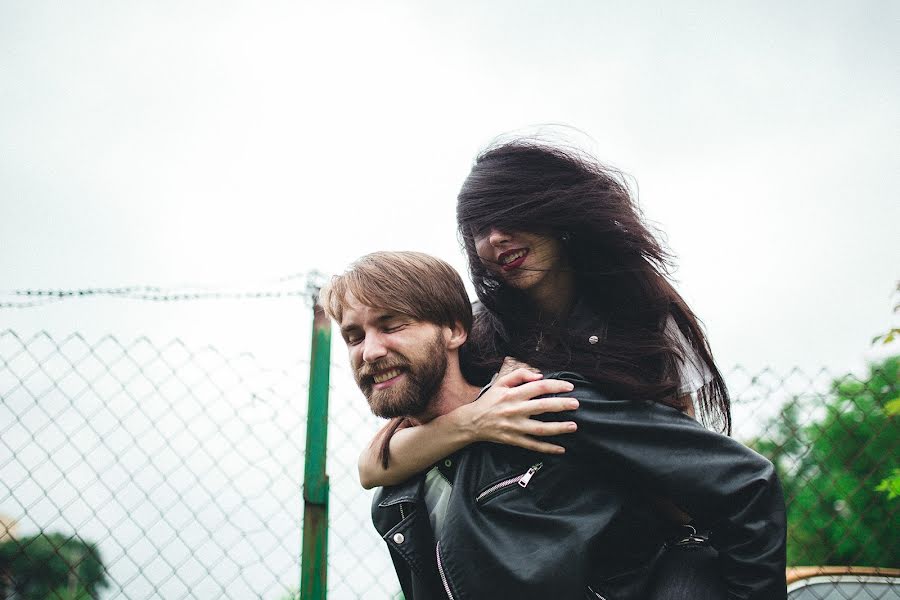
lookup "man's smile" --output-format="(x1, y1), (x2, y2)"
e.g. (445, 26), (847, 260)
(372, 368), (405, 389)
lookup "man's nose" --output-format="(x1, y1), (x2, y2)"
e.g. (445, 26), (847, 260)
(361, 333), (388, 364)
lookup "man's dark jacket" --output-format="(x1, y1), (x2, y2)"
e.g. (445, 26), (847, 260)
(371, 373), (787, 600)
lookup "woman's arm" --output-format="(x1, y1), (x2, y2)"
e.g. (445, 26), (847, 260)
(357, 411), (470, 489)
(358, 368), (580, 489)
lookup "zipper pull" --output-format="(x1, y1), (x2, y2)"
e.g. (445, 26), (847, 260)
(518, 462), (543, 488)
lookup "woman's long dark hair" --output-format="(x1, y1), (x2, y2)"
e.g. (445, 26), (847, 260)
(457, 140), (731, 434)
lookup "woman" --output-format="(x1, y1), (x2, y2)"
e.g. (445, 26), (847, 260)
(359, 139), (731, 596)
(360, 139), (728, 482)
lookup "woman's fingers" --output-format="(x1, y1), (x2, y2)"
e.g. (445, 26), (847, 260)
(521, 396), (580, 416)
(523, 419), (578, 436)
(507, 377), (575, 400)
(495, 366), (544, 388)
(497, 356), (541, 378)
(503, 435), (568, 454)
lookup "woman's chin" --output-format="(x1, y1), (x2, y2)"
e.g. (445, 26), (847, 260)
(502, 272), (541, 291)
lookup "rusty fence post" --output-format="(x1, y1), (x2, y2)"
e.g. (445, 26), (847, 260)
(301, 282), (331, 600)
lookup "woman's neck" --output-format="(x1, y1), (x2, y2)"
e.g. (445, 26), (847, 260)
(528, 268), (576, 321)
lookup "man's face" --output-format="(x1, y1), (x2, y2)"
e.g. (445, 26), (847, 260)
(338, 296), (449, 419)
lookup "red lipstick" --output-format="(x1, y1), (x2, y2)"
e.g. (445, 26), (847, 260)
(498, 248), (529, 272)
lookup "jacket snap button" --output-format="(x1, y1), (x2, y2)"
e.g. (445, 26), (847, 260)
(444, 459), (452, 467)
(392, 533), (405, 544)
(588, 335), (599, 344)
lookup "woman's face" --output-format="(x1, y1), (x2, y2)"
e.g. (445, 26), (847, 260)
(473, 227), (569, 294)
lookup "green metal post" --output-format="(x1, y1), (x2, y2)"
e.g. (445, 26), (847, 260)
(301, 295), (331, 600)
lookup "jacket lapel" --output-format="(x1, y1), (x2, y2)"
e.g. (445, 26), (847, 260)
(373, 475), (439, 578)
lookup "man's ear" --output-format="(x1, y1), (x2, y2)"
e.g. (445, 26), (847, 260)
(445, 321), (468, 350)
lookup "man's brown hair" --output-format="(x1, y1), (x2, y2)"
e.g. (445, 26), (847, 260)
(320, 251), (473, 333)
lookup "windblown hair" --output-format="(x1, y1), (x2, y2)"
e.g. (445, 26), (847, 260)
(320, 250), (472, 334)
(457, 140), (731, 434)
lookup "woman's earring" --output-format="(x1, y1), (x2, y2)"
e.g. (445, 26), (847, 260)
(561, 232), (571, 243)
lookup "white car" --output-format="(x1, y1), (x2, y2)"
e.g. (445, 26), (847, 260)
(787, 567), (900, 599)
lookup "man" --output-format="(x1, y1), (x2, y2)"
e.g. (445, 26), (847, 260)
(320, 251), (787, 600)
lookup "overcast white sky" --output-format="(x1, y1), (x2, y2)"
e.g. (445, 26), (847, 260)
(1, 0), (898, 376)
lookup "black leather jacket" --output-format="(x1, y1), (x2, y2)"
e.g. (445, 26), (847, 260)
(371, 373), (787, 600)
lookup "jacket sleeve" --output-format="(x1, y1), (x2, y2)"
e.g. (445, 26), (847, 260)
(535, 375), (787, 600)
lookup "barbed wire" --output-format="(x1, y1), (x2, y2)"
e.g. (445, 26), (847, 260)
(0, 270), (329, 309)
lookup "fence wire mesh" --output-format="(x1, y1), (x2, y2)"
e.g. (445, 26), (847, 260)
(1, 328), (898, 599)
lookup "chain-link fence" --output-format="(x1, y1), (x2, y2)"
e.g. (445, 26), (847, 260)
(2, 327), (898, 599)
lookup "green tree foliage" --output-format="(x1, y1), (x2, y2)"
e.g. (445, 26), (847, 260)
(876, 467), (900, 500)
(752, 356), (899, 566)
(872, 284), (900, 501)
(875, 398), (900, 501)
(0, 532), (108, 600)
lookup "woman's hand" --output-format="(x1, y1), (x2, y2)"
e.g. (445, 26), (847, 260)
(357, 360), (579, 488)
(456, 364), (579, 454)
(497, 355), (541, 376)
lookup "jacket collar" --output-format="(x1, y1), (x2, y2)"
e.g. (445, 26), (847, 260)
(377, 472), (425, 507)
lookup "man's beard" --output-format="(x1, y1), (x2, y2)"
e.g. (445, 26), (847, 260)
(355, 332), (448, 419)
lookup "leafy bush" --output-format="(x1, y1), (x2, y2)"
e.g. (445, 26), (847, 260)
(751, 356), (899, 565)
(0, 532), (108, 600)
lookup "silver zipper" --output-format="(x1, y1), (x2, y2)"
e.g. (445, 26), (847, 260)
(586, 585), (607, 599)
(475, 462), (543, 502)
(436, 541), (455, 600)
(518, 462), (543, 487)
(399, 504), (405, 520)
